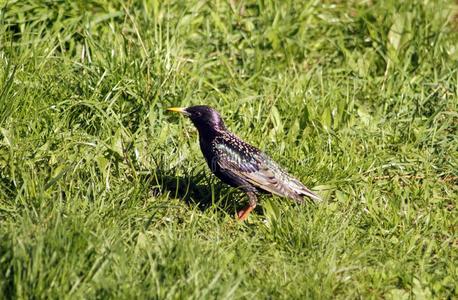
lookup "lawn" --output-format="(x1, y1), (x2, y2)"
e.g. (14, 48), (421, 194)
(0, 0), (457, 299)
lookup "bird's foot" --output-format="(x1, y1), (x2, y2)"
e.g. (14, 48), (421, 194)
(237, 205), (255, 221)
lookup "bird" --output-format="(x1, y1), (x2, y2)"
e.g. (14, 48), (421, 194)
(167, 105), (321, 221)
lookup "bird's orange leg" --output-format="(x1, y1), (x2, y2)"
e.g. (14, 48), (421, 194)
(237, 192), (257, 221)
(237, 205), (255, 221)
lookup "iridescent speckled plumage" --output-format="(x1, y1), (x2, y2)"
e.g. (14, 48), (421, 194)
(167, 105), (321, 220)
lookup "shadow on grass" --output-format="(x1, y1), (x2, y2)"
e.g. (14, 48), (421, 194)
(147, 168), (241, 213)
(142, 168), (265, 219)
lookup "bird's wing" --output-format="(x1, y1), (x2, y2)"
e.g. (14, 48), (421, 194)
(214, 142), (321, 203)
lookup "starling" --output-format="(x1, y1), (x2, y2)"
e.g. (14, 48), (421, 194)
(167, 105), (321, 221)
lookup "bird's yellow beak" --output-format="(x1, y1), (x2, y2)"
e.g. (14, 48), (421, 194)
(167, 107), (187, 114)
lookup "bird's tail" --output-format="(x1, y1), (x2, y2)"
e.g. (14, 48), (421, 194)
(287, 177), (322, 203)
(298, 187), (322, 203)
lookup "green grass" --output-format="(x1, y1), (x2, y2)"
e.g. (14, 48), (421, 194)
(0, 0), (457, 298)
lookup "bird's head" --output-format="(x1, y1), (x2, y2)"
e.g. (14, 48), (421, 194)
(167, 105), (226, 133)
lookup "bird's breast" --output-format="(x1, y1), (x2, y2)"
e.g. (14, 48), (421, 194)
(198, 136), (217, 169)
